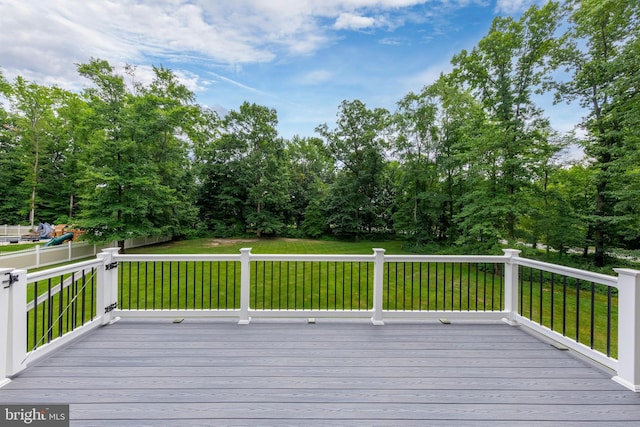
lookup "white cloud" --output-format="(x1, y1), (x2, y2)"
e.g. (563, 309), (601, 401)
(296, 70), (334, 85)
(334, 13), (378, 30)
(122, 65), (207, 94)
(0, 0), (488, 102)
(380, 38), (399, 45)
(0, 0), (440, 76)
(207, 72), (267, 96)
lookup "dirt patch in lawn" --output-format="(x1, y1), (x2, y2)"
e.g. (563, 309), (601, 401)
(206, 238), (259, 247)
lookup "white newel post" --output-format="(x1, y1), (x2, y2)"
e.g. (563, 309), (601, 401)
(5, 269), (27, 377)
(612, 268), (640, 392)
(371, 248), (385, 326)
(98, 248), (121, 325)
(239, 248), (251, 325)
(502, 249), (521, 325)
(0, 268), (14, 386)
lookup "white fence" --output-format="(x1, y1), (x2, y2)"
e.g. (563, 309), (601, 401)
(0, 236), (172, 270)
(0, 225), (31, 236)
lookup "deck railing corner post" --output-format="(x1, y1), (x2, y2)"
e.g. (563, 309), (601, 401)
(98, 248), (121, 325)
(96, 251), (108, 325)
(502, 249), (521, 325)
(371, 248), (385, 326)
(612, 268), (640, 392)
(239, 248), (252, 325)
(0, 267), (15, 385)
(5, 269), (27, 377)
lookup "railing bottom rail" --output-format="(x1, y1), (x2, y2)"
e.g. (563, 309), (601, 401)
(514, 314), (618, 372)
(113, 308), (509, 324)
(23, 318), (103, 370)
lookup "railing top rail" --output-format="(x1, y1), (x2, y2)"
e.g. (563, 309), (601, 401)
(115, 253), (509, 264)
(115, 253), (376, 263)
(40, 241), (89, 250)
(37, 244), (70, 253)
(515, 257), (618, 288)
(249, 253), (374, 262)
(26, 258), (103, 283)
(115, 254), (241, 262)
(383, 254), (507, 263)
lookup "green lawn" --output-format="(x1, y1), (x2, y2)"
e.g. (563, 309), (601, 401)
(126, 237), (413, 255)
(0, 242), (39, 253)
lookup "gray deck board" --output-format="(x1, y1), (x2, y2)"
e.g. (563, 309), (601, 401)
(2, 318), (640, 426)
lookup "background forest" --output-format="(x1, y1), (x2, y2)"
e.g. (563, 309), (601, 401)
(0, 0), (637, 267)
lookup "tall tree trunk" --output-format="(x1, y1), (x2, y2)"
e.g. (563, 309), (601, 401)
(256, 200), (262, 238)
(594, 182), (606, 267)
(30, 124), (40, 230)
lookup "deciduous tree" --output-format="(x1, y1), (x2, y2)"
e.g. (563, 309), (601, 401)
(451, 2), (565, 243)
(555, 0), (639, 265)
(76, 59), (200, 251)
(198, 102), (289, 237)
(316, 100), (391, 238)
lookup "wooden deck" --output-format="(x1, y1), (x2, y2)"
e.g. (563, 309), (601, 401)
(2, 318), (640, 426)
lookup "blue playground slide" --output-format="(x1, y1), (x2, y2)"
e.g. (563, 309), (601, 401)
(37, 222), (52, 238)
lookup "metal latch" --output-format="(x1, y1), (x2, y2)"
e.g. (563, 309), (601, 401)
(105, 262), (118, 271)
(2, 272), (19, 288)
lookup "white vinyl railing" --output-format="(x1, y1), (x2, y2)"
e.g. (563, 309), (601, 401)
(1, 247), (639, 392)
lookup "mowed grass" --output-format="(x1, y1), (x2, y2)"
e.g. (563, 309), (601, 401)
(126, 237), (413, 255)
(0, 242), (39, 253)
(26, 238), (618, 358)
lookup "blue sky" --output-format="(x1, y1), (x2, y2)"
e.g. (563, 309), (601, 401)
(0, 0), (579, 142)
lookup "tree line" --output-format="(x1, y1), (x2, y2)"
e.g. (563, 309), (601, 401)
(0, 0), (637, 265)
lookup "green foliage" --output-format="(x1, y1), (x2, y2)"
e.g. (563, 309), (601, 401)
(75, 59), (202, 249)
(285, 136), (335, 230)
(452, 2), (565, 241)
(393, 76), (486, 245)
(555, 0), (640, 265)
(301, 196), (330, 238)
(1, 77), (76, 227)
(317, 100), (392, 238)
(198, 102), (289, 237)
(0, 89), (29, 223)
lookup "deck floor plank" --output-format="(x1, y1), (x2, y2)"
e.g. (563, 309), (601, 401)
(1, 318), (640, 426)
